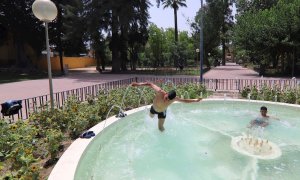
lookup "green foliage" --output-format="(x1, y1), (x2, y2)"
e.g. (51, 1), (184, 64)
(0, 0), (44, 67)
(192, 0), (234, 68)
(240, 84), (300, 104)
(60, 0), (87, 56)
(143, 24), (196, 68)
(236, 0), (278, 14)
(241, 86), (251, 98)
(233, 0), (300, 75)
(2, 121), (40, 179)
(176, 83), (208, 99)
(46, 129), (63, 160)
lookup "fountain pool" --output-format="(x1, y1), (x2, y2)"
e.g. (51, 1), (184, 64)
(73, 100), (300, 179)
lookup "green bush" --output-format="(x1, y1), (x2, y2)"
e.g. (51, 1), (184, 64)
(241, 86), (251, 98)
(240, 84), (299, 105)
(3, 121), (40, 179)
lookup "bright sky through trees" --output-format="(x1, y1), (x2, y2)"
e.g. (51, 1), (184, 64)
(149, 0), (236, 33)
(149, 0), (201, 33)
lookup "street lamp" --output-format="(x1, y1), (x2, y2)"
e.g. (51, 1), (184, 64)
(199, 0), (204, 83)
(32, 0), (57, 109)
(196, 48), (200, 63)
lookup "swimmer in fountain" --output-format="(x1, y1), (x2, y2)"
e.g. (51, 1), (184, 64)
(248, 106), (279, 128)
(131, 82), (202, 132)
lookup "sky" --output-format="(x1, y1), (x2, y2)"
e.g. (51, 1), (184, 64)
(148, 0), (201, 33)
(148, 0), (236, 33)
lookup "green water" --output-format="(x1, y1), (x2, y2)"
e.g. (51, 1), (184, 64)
(75, 101), (300, 180)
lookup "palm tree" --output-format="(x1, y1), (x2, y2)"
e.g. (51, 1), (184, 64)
(162, 0), (187, 42)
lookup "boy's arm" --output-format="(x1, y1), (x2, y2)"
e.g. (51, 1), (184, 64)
(269, 115), (280, 121)
(175, 97), (202, 103)
(131, 82), (162, 92)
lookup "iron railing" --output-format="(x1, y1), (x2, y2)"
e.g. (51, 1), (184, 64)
(2, 78), (136, 122)
(136, 77), (299, 92)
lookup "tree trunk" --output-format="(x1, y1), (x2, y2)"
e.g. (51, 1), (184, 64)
(221, 23), (226, 66)
(271, 53), (278, 68)
(204, 52), (210, 69)
(293, 47), (298, 76)
(14, 36), (28, 68)
(174, 8), (178, 42)
(56, 1), (64, 75)
(111, 13), (121, 72)
(281, 53), (285, 74)
(132, 49), (138, 71)
(120, 25), (128, 71)
(95, 51), (102, 73)
(101, 56), (106, 71)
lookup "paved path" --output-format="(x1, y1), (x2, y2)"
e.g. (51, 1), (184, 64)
(204, 62), (259, 79)
(0, 63), (293, 103)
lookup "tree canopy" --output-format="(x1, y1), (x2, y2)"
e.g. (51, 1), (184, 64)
(233, 0), (300, 75)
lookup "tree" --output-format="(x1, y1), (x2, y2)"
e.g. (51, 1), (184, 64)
(191, 0), (234, 67)
(60, 0), (87, 56)
(127, 1), (150, 70)
(220, 0), (234, 65)
(51, 0), (64, 74)
(235, 0), (278, 14)
(233, 0), (300, 75)
(0, 0), (44, 68)
(192, 1), (223, 68)
(161, 0), (187, 42)
(148, 24), (165, 67)
(86, 0), (150, 72)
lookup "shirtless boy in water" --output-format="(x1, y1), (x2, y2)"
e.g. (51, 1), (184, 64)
(131, 82), (202, 131)
(248, 106), (279, 128)
(249, 106), (270, 128)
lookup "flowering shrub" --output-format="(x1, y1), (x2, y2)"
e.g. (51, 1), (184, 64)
(1, 121), (40, 179)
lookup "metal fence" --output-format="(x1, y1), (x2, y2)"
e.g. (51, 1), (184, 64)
(136, 77), (299, 92)
(1, 77), (299, 122)
(2, 78), (136, 122)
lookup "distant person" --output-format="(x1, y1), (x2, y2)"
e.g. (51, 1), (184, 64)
(248, 106), (279, 128)
(131, 82), (202, 131)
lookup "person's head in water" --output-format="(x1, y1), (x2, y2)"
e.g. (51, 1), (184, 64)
(165, 90), (176, 101)
(260, 106), (268, 117)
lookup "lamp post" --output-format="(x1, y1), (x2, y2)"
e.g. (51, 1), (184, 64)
(196, 48), (200, 64)
(199, 0), (204, 83)
(32, 0), (57, 109)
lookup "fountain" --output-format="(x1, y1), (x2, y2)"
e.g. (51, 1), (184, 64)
(247, 93), (251, 101)
(163, 80), (176, 89)
(120, 86), (131, 108)
(137, 88), (149, 107)
(103, 105), (126, 130)
(181, 91), (190, 99)
(231, 127), (282, 160)
(67, 100), (300, 179)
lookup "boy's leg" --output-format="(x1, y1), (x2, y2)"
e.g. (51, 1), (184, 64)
(149, 106), (155, 118)
(158, 118), (165, 132)
(149, 112), (154, 118)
